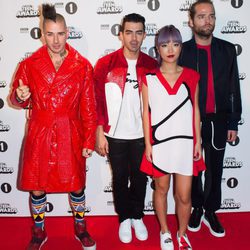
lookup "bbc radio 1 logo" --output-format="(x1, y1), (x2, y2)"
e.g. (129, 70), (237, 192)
(0, 121), (10, 132)
(0, 34), (3, 42)
(147, 0), (160, 11)
(221, 21), (247, 34)
(65, 2), (78, 14)
(179, 0), (196, 11)
(228, 136), (240, 146)
(0, 99), (4, 109)
(16, 5), (40, 18)
(146, 23), (158, 36)
(1, 182), (12, 193)
(221, 198), (241, 209)
(111, 24), (120, 36)
(68, 26), (83, 39)
(0, 203), (18, 214)
(223, 157), (243, 169)
(0, 163), (14, 174)
(231, 0), (244, 8)
(0, 141), (8, 152)
(20, 27), (41, 40)
(227, 177), (238, 188)
(97, 1), (123, 14)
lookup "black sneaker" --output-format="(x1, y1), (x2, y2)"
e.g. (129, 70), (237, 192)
(188, 207), (203, 232)
(203, 211), (225, 237)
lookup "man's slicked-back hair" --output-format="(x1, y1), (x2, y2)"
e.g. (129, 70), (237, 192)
(120, 13), (146, 32)
(42, 3), (66, 28)
(189, 0), (215, 21)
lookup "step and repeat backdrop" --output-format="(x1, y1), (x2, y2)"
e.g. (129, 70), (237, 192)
(0, 0), (249, 217)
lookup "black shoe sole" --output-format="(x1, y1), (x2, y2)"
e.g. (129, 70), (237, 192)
(203, 216), (225, 237)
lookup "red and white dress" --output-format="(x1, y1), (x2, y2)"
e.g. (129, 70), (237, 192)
(140, 67), (205, 177)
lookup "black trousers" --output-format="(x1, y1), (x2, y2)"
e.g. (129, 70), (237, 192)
(192, 116), (228, 212)
(107, 137), (147, 223)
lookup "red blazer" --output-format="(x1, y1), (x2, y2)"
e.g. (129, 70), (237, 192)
(10, 43), (97, 192)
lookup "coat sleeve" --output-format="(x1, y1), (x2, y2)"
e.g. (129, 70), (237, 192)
(80, 62), (97, 150)
(93, 57), (108, 126)
(228, 45), (242, 130)
(10, 61), (30, 108)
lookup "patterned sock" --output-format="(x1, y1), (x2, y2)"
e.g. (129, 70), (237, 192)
(30, 193), (47, 229)
(70, 190), (85, 224)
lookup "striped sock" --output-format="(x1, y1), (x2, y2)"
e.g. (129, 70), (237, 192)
(70, 190), (85, 224)
(30, 193), (47, 229)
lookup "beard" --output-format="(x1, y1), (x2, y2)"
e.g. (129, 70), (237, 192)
(194, 25), (215, 39)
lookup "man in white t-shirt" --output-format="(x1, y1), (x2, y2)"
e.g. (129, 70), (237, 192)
(93, 13), (157, 244)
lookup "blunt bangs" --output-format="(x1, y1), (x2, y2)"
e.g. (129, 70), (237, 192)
(156, 25), (182, 47)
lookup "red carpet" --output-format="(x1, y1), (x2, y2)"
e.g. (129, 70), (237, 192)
(1, 213), (249, 249)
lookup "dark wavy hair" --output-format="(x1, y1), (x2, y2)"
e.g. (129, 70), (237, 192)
(120, 13), (146, 32)
(155, 25), (182, 65)
(42, 4), (66, 28)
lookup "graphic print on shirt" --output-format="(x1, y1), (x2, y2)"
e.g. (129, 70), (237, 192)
(147, 73), (194, 175)
(105, 59), (143, 139)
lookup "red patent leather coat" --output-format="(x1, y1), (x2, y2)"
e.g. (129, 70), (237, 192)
(10, 43), (97, 192)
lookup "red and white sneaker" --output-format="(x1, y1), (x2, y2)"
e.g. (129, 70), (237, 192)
(177, 233), (192, 250)
(27, 226), (47, 250)
(75, 221), (96, 250)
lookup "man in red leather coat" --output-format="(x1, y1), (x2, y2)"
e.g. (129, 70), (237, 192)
(10, 4), (96, 250)
(94, 13), (157, 244)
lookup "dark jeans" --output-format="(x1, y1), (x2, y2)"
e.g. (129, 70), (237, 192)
(192, 116), (227, 212)
(107, 137), (147, 223)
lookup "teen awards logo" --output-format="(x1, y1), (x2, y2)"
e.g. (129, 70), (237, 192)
(0, 203), (18, 214)
(0, 81), (7, 88)
(0, 163), (14, 174)
(146, 23), (158, 36)
(97, 1), (123, 14)
(179, 0), (196, 11)
(104, 182), (113, 193)
(68, 26), (83, 39)
(144, 201), (155, 212)
(239, 73), (246, 80)
(223, 157), (243, 169)
(20, 52), (33, 62)
(16, 5), (40, 18)
(221, 198), (241, 209)
(221, 21), (247, 34)
(0, 121), (10, 132)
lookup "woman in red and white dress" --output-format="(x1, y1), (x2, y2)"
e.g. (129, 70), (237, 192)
(140, 25), (205, 250)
